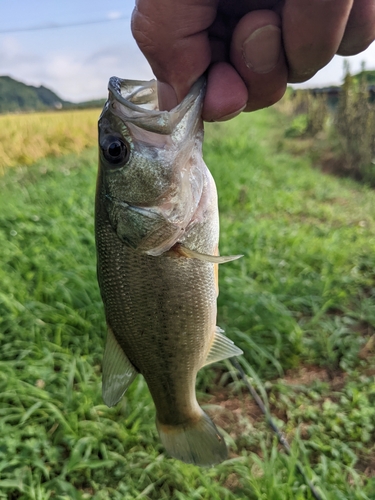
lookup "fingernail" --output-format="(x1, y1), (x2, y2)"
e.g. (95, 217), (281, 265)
(157, 81), (178, 111)
(243, 25), (281, 74)
(214, 105), (246, 122)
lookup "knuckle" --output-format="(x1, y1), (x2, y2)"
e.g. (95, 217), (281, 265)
(131, 10), (160, 56)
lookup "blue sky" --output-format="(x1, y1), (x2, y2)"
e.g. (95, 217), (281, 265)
(0, 1), (374, 103)
(0, 0), (152, 102)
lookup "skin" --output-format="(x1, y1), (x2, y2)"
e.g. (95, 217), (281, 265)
(131, 0), (375, 121)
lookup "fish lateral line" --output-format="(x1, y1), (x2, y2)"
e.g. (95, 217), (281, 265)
(165, 243), (243, 263)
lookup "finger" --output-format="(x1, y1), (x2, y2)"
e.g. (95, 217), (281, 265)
(338, 0), (375, 55)
(230, 10), (288, 112)
(282, 0), (354, 83)
(131, 0), (217, 106)
(202, 62), (248, 121)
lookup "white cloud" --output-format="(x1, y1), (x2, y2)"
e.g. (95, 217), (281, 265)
(0, 36), (154, 102)
(0, 36), (21, 59)
(107, 11), (123, 20)
(0, 36), (46, 87)
(0, 36), (40, 67)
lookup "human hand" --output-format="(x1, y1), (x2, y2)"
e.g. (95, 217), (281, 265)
(132, 0), (375, 121)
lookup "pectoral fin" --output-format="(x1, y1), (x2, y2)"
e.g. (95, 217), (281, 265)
(178, 244), (243, 264)
(102, 327), (138, 407)
(202, 327), (243, 367)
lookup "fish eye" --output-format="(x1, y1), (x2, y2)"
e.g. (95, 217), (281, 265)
(101, 135), (130, 167)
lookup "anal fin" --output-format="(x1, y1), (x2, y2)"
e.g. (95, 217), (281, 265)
(102, 326), (138, 407)
(202, 327), (243, 367)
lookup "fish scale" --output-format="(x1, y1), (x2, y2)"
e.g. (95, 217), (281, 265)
(95, 77), (243, 465)
(97, 204), (215, 424)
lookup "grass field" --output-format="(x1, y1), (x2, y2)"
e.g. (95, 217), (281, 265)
(0, 107), (375, 499)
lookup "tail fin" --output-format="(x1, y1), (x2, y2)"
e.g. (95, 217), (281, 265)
(156, 411), (227, 466)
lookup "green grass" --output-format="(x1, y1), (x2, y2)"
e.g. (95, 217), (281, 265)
(0, 108), (375, 499)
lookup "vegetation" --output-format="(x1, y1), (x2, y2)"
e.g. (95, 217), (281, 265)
(281, 66), (375, 186)
(0, 107), (375, 498)
(353, 69), (375, 85)
(335, 69), (375, 182)
(0, 109), (99, 174)
(0, 76), (106, 114)
(283, 91), (328, 139)
(0, 76), (67, 113)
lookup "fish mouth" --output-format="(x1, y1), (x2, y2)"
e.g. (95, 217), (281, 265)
(101, 77), (207, 255)
(104, 76), (206, 135)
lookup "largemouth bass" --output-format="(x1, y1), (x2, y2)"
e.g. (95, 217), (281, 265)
(95, 77), (242, 466)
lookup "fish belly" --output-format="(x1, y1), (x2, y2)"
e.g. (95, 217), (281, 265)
(95, 168), (229, 465)
(96, 209), (217, 426)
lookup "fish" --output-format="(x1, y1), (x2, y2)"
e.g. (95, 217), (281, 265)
(95, 76), (243, 466)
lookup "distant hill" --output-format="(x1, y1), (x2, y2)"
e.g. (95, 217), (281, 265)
(0, 76), (105, 113)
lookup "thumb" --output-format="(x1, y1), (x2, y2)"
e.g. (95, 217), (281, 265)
(131, 0), (218, 109)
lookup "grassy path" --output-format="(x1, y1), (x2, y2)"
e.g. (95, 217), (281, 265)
(0, 107), (374, 499)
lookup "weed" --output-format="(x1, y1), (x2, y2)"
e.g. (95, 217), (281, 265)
(334, 66), (375, 183)
(283, 92), (328, 138)
(281, 64), (375, 186)
(0, 108), (374, 497)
